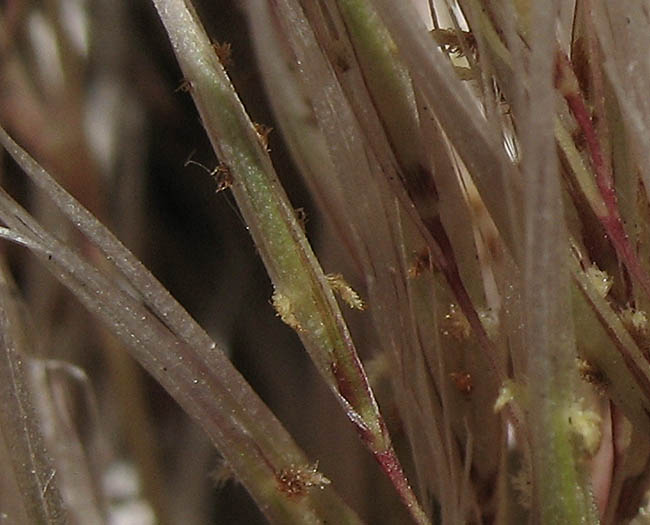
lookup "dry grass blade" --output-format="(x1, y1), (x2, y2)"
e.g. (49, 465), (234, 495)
(151, 0), (427, 522)
(371, 0), (522, 260)
(0, 128), (361, 524)
(251, 0), (506, 520)
(0, 259), (68, 525)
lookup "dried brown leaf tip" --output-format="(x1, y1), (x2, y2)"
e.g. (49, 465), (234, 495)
(212, 41), (233, 67)
(276, 463), (330, 497)
(326, 273), (365, 310)
(253, 122), (272, 152)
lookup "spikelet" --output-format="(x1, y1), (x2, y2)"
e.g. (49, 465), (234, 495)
(276, 463), (330, 497)
(272, 289), (301, 330)
(326, 273), (365, 310)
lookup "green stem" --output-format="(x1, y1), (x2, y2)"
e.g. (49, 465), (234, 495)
(0, 126), (361, 525)
(151, 0), (427, 522)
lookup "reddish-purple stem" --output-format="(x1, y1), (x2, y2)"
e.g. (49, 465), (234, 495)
(557, 52), (650, 300)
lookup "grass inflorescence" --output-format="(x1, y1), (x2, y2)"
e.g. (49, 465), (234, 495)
(2, 1), (650, 524)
